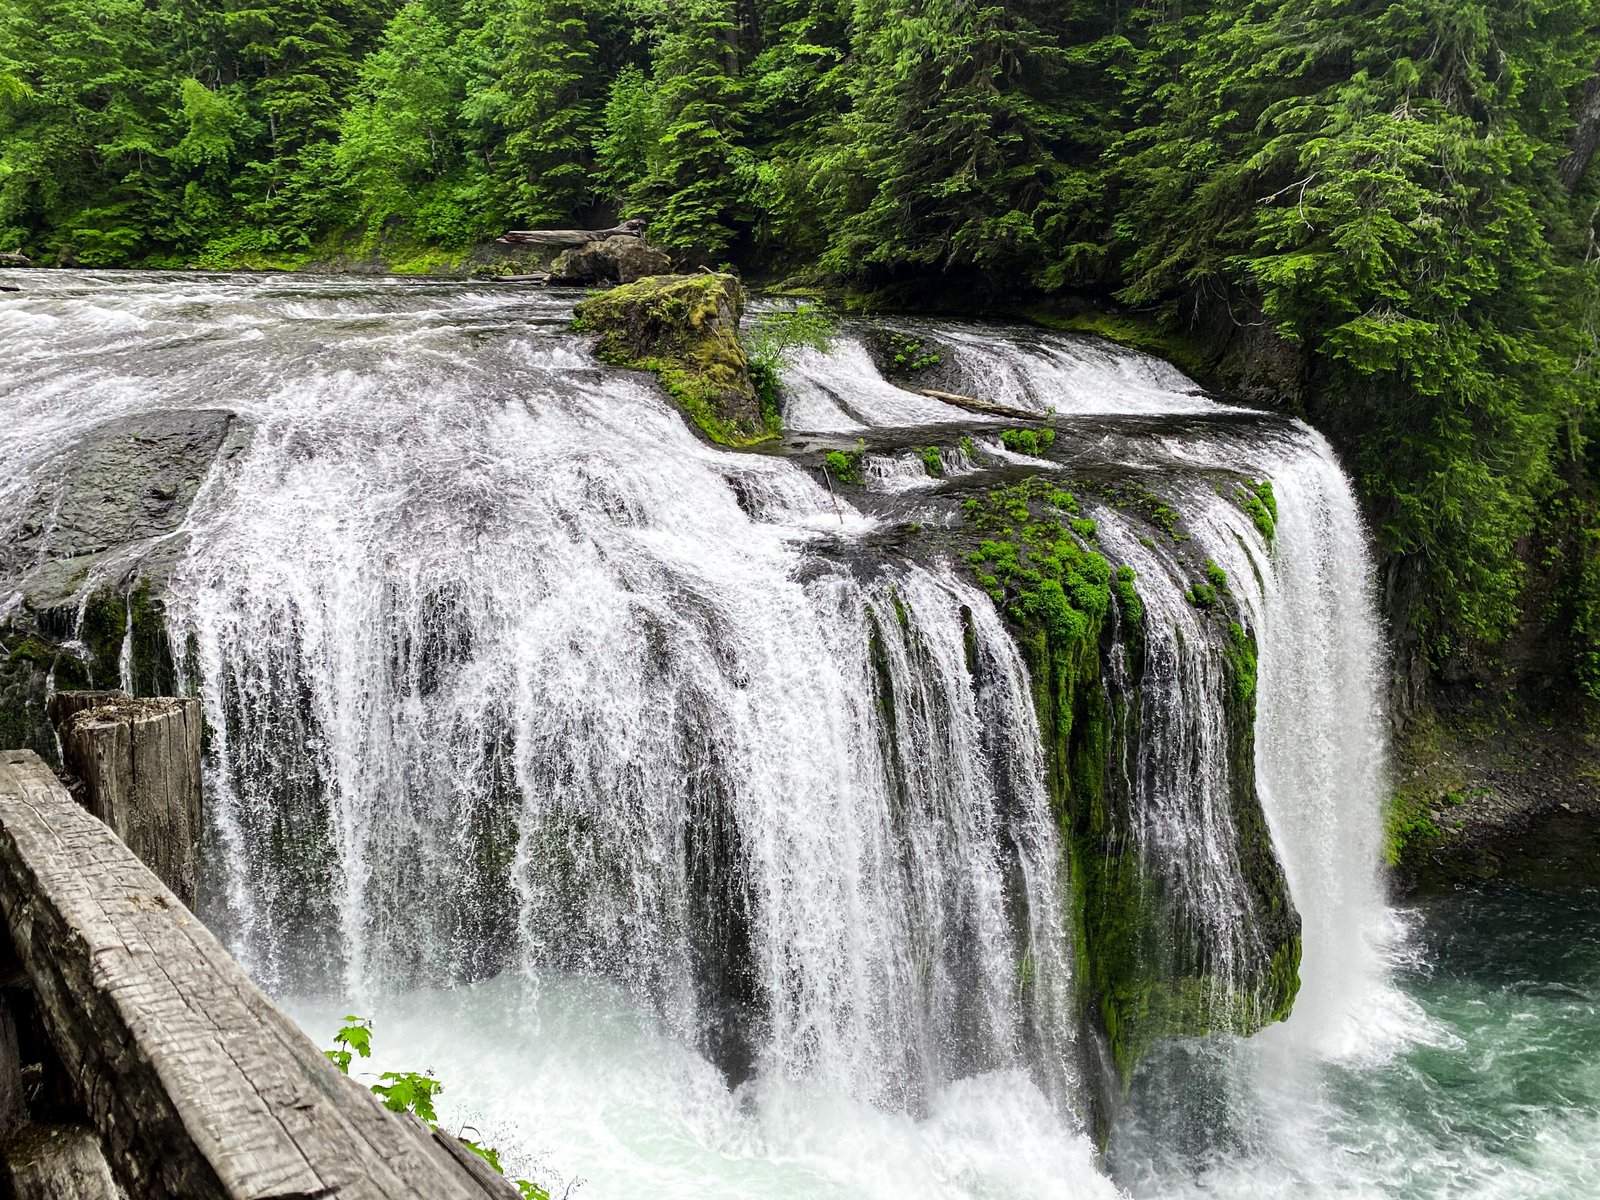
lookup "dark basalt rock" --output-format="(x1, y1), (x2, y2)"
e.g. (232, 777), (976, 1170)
(0, 408), (244, 762)
(2, 409), (237, 588)
(551, 235), (672, 285)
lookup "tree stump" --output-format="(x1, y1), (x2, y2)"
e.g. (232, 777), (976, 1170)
(51, 698), (202, 909)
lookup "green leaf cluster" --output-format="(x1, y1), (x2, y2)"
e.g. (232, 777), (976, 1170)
(325, 1016), (551, 1199)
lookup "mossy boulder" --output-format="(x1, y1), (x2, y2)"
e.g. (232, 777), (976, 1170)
(573, 273), (772, 447)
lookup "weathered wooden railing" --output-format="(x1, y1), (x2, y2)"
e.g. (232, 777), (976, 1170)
(0, 715), (519, 1198)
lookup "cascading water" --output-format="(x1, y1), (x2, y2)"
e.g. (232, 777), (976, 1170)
(7, 273), (1578, 1200)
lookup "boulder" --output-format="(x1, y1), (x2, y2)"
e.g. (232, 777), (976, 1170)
(2, 409), (237, 586)
(551, 235), (672, 285)
(1, 409), (243, 762)
(573, 274), (772, 446)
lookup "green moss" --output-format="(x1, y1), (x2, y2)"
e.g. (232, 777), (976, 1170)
(824, 449), (863, 485)
(1383, 790), (1442, 869)
(1113, 565), (1145, 664)
(573, 274), (773, 447)
(920, 446), (944, 477)
(963, 483), (1298, 1097)
(1236, 479), (1278, 543)
(1187, 560), (1229, 608)
(1227, 622), (1258, 711)
(4, 635), (56, 668)
(386, 244), (472, 275)
(999, 427), (1057, 456)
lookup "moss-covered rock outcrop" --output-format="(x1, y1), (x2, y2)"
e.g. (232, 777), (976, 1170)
(960, 478), (1299, 1111)
(573, 273), (774, 447)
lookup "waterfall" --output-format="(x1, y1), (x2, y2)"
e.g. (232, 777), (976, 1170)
(0, 273), (1400, 1200)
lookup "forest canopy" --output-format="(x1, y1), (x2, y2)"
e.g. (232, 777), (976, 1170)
(4, 0), (1600, 689)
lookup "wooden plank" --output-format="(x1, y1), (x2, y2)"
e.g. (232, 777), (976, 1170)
(1, 1125), (125, 1199)
(0, 750), (520, 1200)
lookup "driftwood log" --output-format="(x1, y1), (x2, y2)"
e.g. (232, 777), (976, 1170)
(919, 388), (1046, 422)
(0, 252), (31, 269)
(0, 750), (521, 1200)
(497, 218), (646, 246)
(49, 697), (203, 909)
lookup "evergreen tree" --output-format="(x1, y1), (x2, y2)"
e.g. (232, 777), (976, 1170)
(0, 0), (179, 262)
(496, 0), (602, 223)
(631, 0), (749, 261)
(827, 0), (1073, 285)
(336, 0), (470, 239)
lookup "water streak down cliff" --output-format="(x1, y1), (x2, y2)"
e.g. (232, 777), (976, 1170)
(0, 276), (1391, 1197)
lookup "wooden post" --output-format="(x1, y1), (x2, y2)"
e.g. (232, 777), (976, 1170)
(43, 694), (128, 730)
(50, 697), (203, 909)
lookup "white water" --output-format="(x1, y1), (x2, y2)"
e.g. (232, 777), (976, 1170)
(0, 274), (1413, 1199)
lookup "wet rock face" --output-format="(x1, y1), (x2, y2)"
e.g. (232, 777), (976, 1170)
(3, 409), (236, 597)
(551, 235), (673, 285)
(1, 409), (241, 761)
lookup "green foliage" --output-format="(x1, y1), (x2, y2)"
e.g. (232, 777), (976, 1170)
(325, 1018), (550, 1200)
(744, 303), (837, 367)
(742, 301), (837, 403)
(372, 1070), (443, 1123)
(824, 448), (862, 484)
(1576, 523), (1600, 700)
(325, 1014), (372, 1074)
(920, 446), (943, 477)
(1238, 480), (1277, 544)
(1000, 427), (1056, 456)
(883, 334), (940, 373)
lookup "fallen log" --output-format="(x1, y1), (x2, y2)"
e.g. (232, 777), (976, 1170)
(497, 218), (646, 246)
(919, 388), (1045, 422)
(489, 273), (551, 284)
(0, 252), (31, 269)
